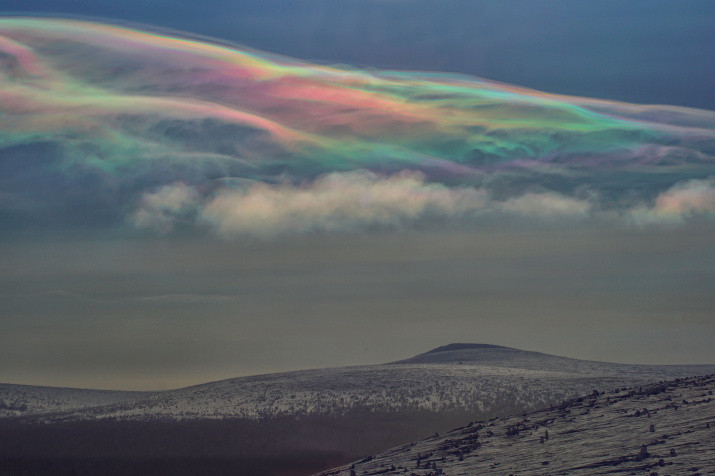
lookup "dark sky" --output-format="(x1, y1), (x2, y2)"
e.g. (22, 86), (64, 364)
(2, 0), (714, 109)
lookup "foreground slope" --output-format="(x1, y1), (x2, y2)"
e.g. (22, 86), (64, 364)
(321, 374), (715, 475)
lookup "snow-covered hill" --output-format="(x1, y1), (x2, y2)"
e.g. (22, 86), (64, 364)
(0, 384), (152, 418)
(320, 374), (714, 475)
(7, 344), (713, 423)
(400, 343), (708, 377)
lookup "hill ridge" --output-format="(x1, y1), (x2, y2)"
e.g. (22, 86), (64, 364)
(421, 343), (514, 355)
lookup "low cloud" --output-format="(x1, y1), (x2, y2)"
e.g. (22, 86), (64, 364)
(200, 171), (489, 238)
(131, 183), (199, 233)
(196, 170), (592, 238)
(499, 193), (591, 220)
(654, 178), (715, 215)
(129, 172), (714, 238)
(628, 178), (715, 225)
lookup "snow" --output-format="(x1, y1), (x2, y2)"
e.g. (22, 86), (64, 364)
(5, 345), (713, 424)
(320, 374), (714, 475)
(0, 383), (152, 418)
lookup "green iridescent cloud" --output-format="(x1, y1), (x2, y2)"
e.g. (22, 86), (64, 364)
(0, 18), (713, 231)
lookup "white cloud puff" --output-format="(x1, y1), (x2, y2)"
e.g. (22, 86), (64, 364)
(498, 192), (591, 219)
(628, 178), (715, 225)
(131, 183), (199, 233)
(654, 178), (715, 215)
(200, 171), (489, 238)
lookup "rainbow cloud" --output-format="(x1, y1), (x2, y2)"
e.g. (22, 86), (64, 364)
(0, 18), (713, 235)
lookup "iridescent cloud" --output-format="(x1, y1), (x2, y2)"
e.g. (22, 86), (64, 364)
(0, 18), (713, 234)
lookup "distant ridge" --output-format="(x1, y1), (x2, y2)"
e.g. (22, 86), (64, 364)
(397, 342), (557, 366)
(423, 343), (513, 354)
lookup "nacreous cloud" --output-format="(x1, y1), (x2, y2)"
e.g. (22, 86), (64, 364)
(0, 18), (713, 236)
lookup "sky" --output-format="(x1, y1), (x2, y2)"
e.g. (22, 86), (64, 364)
(0, 5), (713, 390)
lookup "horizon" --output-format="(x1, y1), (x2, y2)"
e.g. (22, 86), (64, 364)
(3, 338), (715, 392)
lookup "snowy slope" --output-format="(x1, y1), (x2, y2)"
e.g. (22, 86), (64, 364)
(12, 344), (713, 423)
(320, 374), (714, 475)
(0, 383), (152, 418)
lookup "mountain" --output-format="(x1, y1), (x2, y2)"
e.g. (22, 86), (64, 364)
(320, 374), (715, 475)
(5, 344), (713, 423)
(400, 343), (696, 376)
(1, 345), (713, 475)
